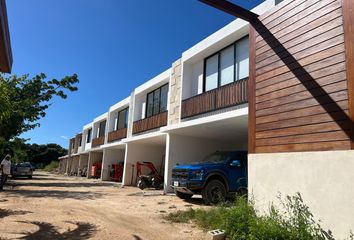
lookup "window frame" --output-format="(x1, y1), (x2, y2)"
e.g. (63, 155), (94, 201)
(115, 107), (129, 131)
(203, 36), (249, 92)
(145, 83), (169, 118)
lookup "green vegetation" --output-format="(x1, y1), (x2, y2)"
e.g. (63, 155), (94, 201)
(0, 140), (66, 168)
(165, 193), (352, 240)
(43, 161), (59, 172)
(0, 72), (78, 164)
(0, 73), (78, 141)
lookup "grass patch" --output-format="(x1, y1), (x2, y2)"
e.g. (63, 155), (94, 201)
(43, 161), (59, 172)
(165, 194), (353, 240)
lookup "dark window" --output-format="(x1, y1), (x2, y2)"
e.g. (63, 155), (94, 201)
(153, 88), (160, 115)
(160, 84), (168, 112)
(99, 121), (106, 137)
(87, 129), (92, 143)
(146, 92), (154, 118)
(116, 108), (129, 130)
(203, 36), (249, 92)
(145, 84), (169, 118)
(78, 136), (82, 147)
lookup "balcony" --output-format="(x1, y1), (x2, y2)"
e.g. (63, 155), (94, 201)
(108, 128), (127, 143)
(181, 78), (248, 119)
(92, 136), (105, 148)
(133, 111), (168, 134)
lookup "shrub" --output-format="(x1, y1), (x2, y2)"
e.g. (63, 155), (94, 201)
(43, 161), (59, 172)
(165, 193), (347, 240)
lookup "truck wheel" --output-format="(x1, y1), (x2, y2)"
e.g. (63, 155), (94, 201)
(202, 179), (226, 205)
(175, 191), (193, 200)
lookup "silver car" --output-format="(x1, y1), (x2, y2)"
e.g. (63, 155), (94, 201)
(11, 163), (33, 179)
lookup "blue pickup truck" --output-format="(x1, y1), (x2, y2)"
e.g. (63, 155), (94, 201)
(171, 151), (248, 205)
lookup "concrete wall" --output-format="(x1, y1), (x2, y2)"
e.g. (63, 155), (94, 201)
(122, 142), (166, 186)
(101, 148), (125, 181)
(65, 157), (73, 174)
(248, 150), (354, 239)
(87, 152), (103, 178)
(164, 133), (244, 193)
(59, 158), (67, 174)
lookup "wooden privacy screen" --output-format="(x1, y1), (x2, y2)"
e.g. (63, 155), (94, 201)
(248, 0), (354, 153)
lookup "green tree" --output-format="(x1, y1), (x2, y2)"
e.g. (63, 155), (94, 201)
(0, 73), (79, 141)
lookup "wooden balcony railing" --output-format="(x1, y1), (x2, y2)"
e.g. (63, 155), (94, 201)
(133, 111), (168, 134)
(92, 136), (105, 148)
(181, 78), (248, 119)
(108, 128), (127, 143)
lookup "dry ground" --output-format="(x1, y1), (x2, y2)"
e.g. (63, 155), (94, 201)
(0, 171), (207, 240)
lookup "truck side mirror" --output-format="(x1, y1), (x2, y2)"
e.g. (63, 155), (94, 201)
(230, 160), (241, 167)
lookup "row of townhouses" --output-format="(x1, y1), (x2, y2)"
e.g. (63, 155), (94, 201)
(58, 0), (354, 238)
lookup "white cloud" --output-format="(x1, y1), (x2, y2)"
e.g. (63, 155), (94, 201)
(60, 136), (69, 140)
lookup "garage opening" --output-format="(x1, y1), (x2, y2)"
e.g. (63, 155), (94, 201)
(68, 155), (80, 176)
(102, 145), (126, 182)
(88, 151), (103, 179)
(164, 114), (248, 193)
(123, 134), (166, 189)
(78, 154), (89, 177)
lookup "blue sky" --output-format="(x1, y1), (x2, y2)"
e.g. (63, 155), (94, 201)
(7, 0), (263, 148)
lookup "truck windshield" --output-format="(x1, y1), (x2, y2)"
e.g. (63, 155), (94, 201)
(200, 152), (229, 164)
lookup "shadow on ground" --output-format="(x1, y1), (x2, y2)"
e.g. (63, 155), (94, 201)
(11, 181), (118, 188)
(4, 189), (103, 200)
(18, 221), (97, 240)
(132, 234), (143, 240)
(127, 191), (164, 197)
(183, 197), (204, 206)
(0, 209), (32, 218)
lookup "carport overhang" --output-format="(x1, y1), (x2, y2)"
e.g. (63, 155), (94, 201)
(161, 107), (248, 141)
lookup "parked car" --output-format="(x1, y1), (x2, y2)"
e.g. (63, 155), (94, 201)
(11, 162), (33, 179)
(171, 151), (248, 205)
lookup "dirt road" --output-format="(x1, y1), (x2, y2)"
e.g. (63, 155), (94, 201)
(0, 171), (207, 240)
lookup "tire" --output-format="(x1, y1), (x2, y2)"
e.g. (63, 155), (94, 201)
(201, 179), (226, 205)
(175, 190), (193, 200)
(137, 178), (148, 190)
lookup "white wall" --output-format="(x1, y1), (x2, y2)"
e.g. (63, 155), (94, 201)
(133, 93), (146, 121)
(248, 150), (354, 239)
(83, 128), (92, 151)
(182, 61), (203, 100)
(101, 148), (126, 181)
(122, 142), (166, 186)
(164, 133), (242, 193)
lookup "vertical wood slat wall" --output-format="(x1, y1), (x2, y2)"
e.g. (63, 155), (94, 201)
(342, 0), (354, 149)
(181, 79), (248, 119)
(132, 111), (168, 134)
(249, 0), (354, 153)
(107, 128), (127, 142)
(92, 136), (105, 148)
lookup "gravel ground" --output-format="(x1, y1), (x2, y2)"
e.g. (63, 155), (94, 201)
(0, 171), (207, 240)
